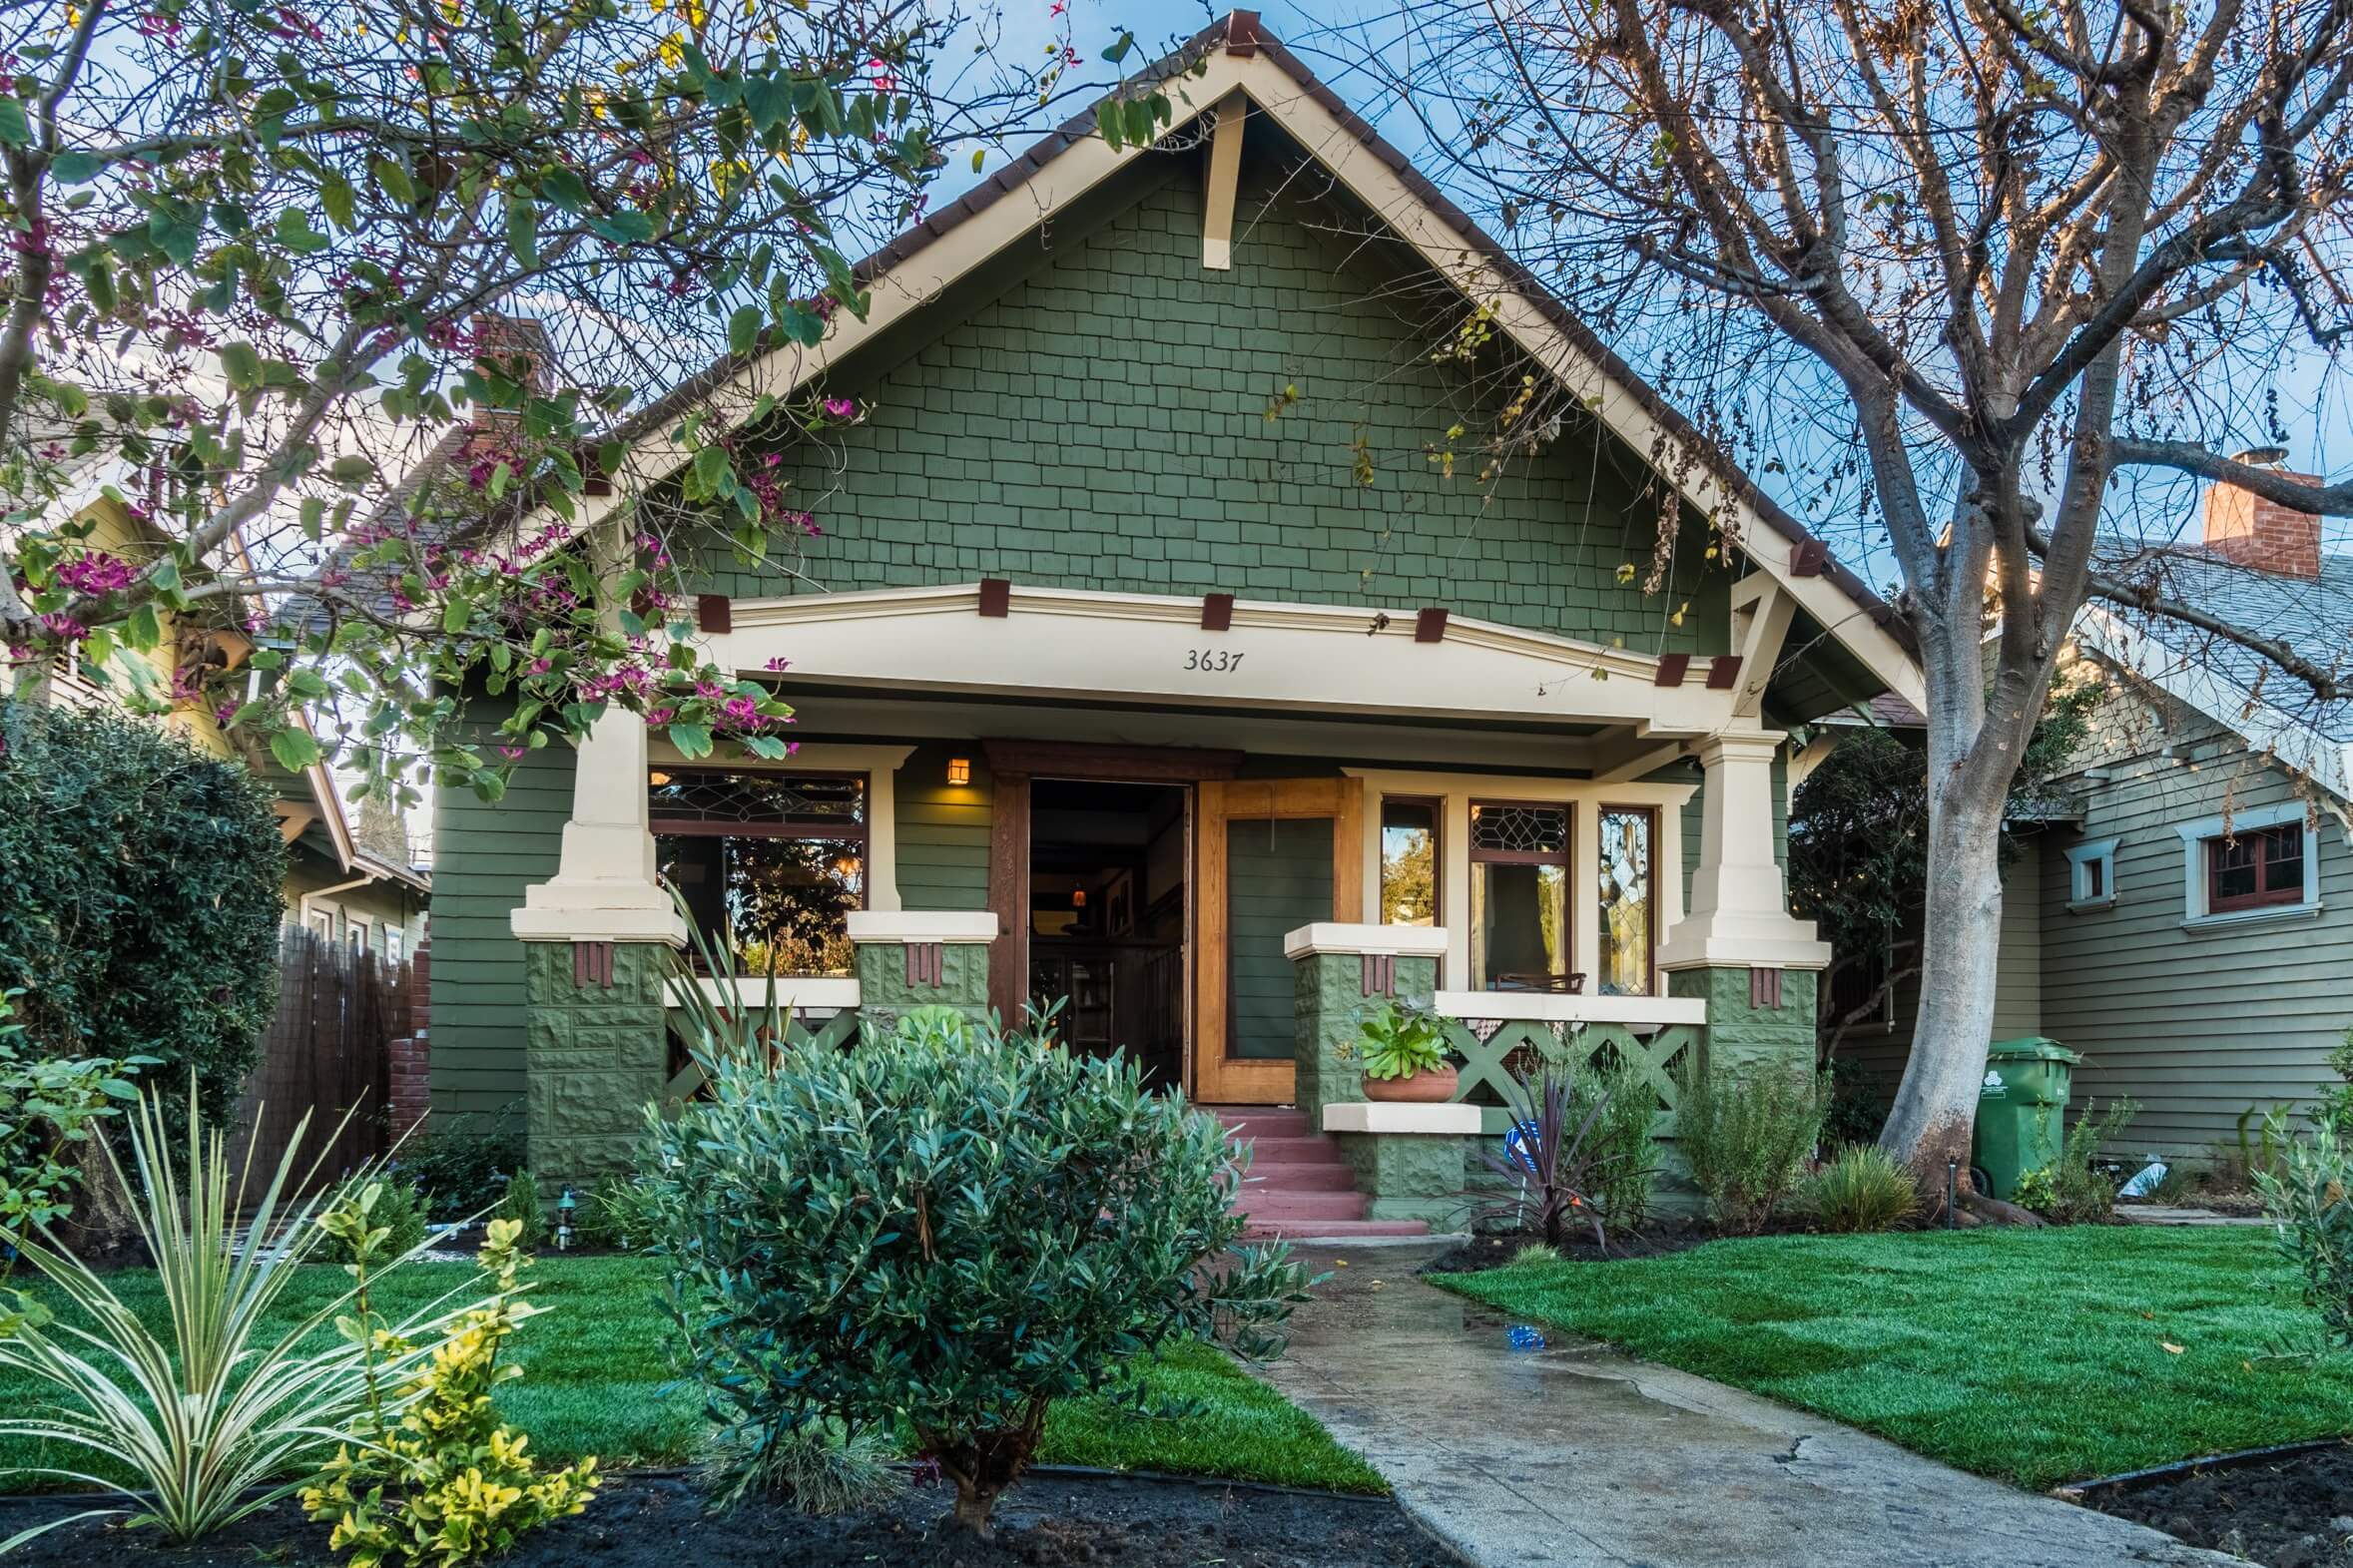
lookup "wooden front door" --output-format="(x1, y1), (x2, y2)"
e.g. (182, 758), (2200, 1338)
(1193, 778), (1364, 1104)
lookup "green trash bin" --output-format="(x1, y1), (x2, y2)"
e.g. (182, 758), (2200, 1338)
(1973, 1037), (2080, 1201)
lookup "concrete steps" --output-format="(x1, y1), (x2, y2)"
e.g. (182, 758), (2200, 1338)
(1207, 1104), (1432, 1242)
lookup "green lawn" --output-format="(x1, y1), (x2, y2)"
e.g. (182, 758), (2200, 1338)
(0, 1255), (1384, 1495)
(1441, 1225), (2346, 1489)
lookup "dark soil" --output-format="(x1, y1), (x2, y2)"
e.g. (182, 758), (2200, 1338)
(2076, 1441), (2353, 1568)
(0, 1471), (1455, 1568)
(1423, 1216), (1796, 1273)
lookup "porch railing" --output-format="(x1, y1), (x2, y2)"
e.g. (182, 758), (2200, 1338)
(1432, 990), (1706, 1137)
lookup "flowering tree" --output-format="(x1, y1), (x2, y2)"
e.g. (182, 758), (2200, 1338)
(1341, 0), (2353, 1193)
(0, 0), (1112, 800)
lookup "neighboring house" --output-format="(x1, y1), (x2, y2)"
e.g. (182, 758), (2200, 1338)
(1844, 463), (2353, 1164)
(412, 12), (1926, 1204)
(13, 415), (429, 960)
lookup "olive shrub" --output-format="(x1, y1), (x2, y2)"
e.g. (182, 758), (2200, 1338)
(637, 1011), (1310, 1533)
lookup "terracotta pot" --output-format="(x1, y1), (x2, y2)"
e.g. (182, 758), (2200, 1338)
(1362, 1065), (1460, 1103)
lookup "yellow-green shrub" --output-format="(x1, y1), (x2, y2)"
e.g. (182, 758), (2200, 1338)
(301, 1206), (598, 1566)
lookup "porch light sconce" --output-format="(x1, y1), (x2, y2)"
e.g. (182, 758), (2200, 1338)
(946, 756), (972, 786)
(1071, 888), (1088, 908)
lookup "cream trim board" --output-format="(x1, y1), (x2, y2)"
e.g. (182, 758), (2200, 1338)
(645, 740), (916, 912)
(1281, 922), (1451, 960)
(1345, 769), (1694, 993)
(720, 584), (1740, 733)
(2062, 836), (2119, 909)
(1430, 990), (1707, 1027)
(675, 976), (863, 1013)
(2172, 800), (2323, 928)
(845, 910), (998, 944)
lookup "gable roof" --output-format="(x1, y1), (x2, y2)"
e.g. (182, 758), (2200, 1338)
(435, 10), (1926, 716)
(2075, 547), (2353, 800)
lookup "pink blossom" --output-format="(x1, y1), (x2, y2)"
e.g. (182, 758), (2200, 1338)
(498, 745), (525, 761)
(763, 656), (792, 672)
(56, 552), (137, 595)
(824, 397), (855, 418)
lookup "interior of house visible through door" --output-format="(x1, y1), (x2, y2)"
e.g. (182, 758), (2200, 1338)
(1025, 778), (1189, 1089)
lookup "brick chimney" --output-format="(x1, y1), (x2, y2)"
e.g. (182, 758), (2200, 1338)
(469, 311), (551, 439)
(2204, 447), (2323, 578)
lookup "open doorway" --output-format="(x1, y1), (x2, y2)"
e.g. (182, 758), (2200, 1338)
(1027, 779), (1187, 1088)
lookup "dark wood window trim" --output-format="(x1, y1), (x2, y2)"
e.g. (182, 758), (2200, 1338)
(2205, 822), (2305, 914)
(649, 769), (874, 975)
(1469, 798), (1574, 991)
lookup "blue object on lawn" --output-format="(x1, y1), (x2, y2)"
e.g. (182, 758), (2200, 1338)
(1507, 1324), (1546, 1350)
(1503, 1119), (1540, 1176)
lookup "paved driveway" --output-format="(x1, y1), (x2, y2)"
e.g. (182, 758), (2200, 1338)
(1255, 1244), (2240, 1568)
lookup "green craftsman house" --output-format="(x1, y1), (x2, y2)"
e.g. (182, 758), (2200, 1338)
(423, 13), (1926, 1236)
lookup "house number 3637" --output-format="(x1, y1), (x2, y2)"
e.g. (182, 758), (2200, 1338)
(1184, 649), (1246, 673)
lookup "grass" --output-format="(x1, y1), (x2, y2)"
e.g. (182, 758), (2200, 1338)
(0, 1254), (1384, 1495)
(1442, 1225), (2351, 1490)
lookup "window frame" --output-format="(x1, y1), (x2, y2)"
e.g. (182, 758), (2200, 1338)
(2172, 801), (2323, 929)
(649, 768), (875, 975)
(1595, 802), (1660, 997)
(2063, 836), (2118, 911)
(1468, 797), (1575, 991)
(2205, 822), (2305, 913)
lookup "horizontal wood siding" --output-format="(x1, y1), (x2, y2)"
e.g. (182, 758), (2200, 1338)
(427, 704), (570, 1121)
(894, 744), (992, 911)
(2040, 749), (2351, 1161)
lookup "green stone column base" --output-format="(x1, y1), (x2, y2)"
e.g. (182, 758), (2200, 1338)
(523, 940), (673, 1184)
(1291, 950), (1438, 1127)
(1332, 1130), (1470, 1226)
(853, 939), (991, 1040)
(1668, 964), (1818, 1081)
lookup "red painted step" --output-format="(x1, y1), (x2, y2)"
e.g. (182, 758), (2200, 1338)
(1208, 1105), (1433, 1242)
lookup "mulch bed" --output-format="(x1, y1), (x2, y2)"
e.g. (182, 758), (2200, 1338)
(1421, 1216), (1807, 1273)
(2074, 1441), (2353, 1568)
(1, 1471), (1456, 1568)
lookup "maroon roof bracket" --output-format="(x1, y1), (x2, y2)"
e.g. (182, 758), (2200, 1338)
(1653, 653), (1691, 687)
(1202, 592), (1235, 631)
(696, 594), (732, 634)
(1791, 539), (1829, 577)
(1414, 607), (1449, 644)
(1225, 9), (1263, 55)
(977, 578), (1012, 618)
(1706, 655), (1743, 690)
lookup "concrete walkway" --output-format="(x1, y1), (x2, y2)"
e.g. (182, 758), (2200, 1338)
(1257, 1244), (2239, 1568)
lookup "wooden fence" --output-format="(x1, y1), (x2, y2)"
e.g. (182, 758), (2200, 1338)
(233, 925), (411, 1190)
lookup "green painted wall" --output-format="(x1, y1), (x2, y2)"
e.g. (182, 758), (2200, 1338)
(686, 152), (1731, 652)
(428, 703), (573, 1121)
(894, 744), (991, 911)
(1226, 815), (1333, 1061)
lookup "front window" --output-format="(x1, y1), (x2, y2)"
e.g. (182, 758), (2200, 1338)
(1469, 801), (1571, 990)
(2206, 822), (2303, 914)
(650, 770), (868, 975)
(1596, 807), (1656, 996)
(1380, 797), (1441, 927)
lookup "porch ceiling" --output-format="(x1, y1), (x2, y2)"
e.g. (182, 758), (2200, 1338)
(775, 692), (1621, 776)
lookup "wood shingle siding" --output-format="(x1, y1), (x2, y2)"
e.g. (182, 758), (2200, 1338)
(684, 159), (1735, 655)
(895, 745), (993, 912)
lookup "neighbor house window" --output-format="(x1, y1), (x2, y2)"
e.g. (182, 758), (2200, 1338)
(1380, 797), (1441, 928)
(1469, 801), (1570, 990)
(650, 770), (868, 975)
(2206, 821), (2304, 913)
(2064, 837), (2118, 908)
(1596, 807), (1656, 996)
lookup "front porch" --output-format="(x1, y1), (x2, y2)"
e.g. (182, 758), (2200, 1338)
(493, 581), (1844, 1200)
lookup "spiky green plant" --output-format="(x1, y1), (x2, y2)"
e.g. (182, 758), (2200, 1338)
(0, 1086), (449, 1549)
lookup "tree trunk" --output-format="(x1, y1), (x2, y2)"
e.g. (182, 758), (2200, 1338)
(1878, 628), (2016, 1194)
(923, 1416), (1043, 1539)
